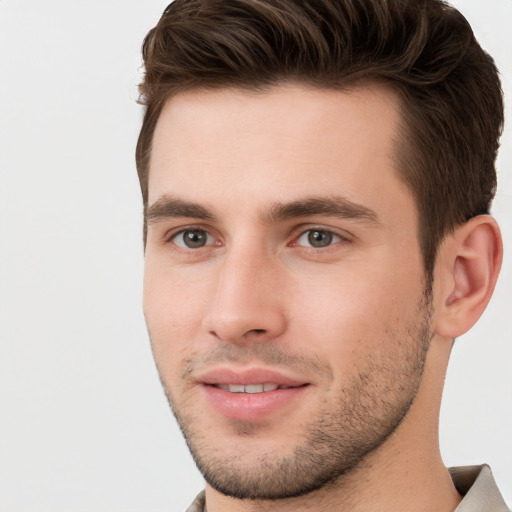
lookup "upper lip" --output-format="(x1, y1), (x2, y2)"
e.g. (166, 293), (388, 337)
(196, 367), (309, 387)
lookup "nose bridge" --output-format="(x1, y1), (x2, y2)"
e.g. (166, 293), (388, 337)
(203, 240), (286, 343)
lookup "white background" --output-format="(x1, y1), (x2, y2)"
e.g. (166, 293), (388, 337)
(0, 1), (510, 511)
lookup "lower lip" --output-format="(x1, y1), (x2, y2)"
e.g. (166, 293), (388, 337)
(202, 385), (309, 422)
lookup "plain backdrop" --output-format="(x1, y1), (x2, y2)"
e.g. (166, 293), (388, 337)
(0, 1), (510, 511)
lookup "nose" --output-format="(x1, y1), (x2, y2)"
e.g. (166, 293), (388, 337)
(202, 247), (287, 344)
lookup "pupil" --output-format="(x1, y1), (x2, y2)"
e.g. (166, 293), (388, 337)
(308, 230), (332, 248)
(184, 230), (206, 248)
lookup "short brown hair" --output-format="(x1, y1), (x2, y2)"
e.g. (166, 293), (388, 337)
(136, 0), (503, 276)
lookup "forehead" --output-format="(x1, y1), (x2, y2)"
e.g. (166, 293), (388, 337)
(148, 83), (408, 214)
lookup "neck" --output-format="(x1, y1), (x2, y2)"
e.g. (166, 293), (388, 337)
(204, 337), (461, 512)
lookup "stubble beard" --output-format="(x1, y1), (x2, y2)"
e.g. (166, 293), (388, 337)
(157, 292), (433, 501)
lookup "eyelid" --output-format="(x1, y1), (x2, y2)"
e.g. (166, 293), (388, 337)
(160, 222), (352, 250)
(174, 230), (214, 249)
(290, 225), (353, 248)
(164, 224), (221, 248)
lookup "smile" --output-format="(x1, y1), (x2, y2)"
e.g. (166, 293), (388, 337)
(215, 384), (301, 393)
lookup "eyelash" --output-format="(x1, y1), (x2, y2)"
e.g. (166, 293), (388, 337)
(165, 225), (351, 253)
(167, 227), (219, 250)
(291, 228), (348, 249)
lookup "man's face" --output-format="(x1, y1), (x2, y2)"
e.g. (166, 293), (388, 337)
(143, 84), (432, 499)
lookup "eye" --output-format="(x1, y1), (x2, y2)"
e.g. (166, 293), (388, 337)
(172, 229), (215, 249)
(295, 229), (343, 248)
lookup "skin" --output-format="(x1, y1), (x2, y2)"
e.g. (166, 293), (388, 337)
(143, 84), (501, 512)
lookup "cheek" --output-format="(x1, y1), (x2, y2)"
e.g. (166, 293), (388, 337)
(143, 263), (211, 368)
(289, 261), (423, 366)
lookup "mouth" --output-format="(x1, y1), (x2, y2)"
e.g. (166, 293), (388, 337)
(198, 368), (311, 421)
(213, 383), (304, 394)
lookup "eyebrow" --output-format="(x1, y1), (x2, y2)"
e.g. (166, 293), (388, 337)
(145, 194), (380, 226)
(146, 196), (216, 225)
(264, 196), (380, 225)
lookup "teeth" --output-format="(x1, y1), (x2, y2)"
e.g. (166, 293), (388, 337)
(228, 384), (245, 393)
(217, 383), (282, 393)
(245, 384), (264, 394)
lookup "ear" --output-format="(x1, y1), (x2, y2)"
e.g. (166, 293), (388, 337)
(433, 215), (503, 338)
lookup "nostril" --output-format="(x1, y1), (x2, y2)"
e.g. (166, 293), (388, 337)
(204, 307), (286, 344)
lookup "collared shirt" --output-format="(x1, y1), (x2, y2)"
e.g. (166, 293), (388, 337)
(450, 465), (510, 512)
(185, 465), (510, 512)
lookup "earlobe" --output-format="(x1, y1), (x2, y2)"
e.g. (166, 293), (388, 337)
(434, 215), (503, 339)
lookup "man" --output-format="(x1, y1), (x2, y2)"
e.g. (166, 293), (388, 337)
(136, 0), (509, 510)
